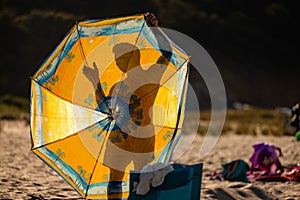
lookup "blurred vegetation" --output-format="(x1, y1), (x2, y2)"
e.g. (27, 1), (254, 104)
(195, 108), (291, 136)
(0, 95), (29, 120)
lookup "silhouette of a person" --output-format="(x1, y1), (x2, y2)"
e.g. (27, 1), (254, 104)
(83, 13), (172, 199)
(290, 103), (300, 133)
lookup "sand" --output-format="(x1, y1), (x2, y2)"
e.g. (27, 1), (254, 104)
(173, 133), (300, 200)
(0, 120), (299, 200)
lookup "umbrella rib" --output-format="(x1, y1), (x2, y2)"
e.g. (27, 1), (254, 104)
(31, 118), (110, 150)
(111, 20), (146, 112)
(139, 58), (189, 100)
(124, 20), (146, 73)
(164, 64), (190, 162)
(151, 124), (183, 131)
(75, 21), (89, 67)
(84, 120), (112, 198)
(31, 78), (111, 115)
(114, 122), (182, 138)
(75, 22), (112, 114)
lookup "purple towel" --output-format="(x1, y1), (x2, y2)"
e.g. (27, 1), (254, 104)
(249, 143), (282, 174)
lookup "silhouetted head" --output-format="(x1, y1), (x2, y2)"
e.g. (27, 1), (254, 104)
(112, 43), (141, 73)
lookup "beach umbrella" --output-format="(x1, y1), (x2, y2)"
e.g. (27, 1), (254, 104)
(30, 13), (189, 199)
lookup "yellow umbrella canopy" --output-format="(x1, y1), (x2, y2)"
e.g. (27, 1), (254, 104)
(30, 14), (189, 199)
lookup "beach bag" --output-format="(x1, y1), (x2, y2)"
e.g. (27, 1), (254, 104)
(249, 143), (282, 174)
(222, 159), (250, 182)
(128, 163), (203, 200)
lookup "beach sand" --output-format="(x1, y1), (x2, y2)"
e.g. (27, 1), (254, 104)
(0, 120), (299, 199)
(173, 132), (300, 200)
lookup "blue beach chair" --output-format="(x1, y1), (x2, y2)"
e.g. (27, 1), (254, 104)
(128, 163), (203, 200)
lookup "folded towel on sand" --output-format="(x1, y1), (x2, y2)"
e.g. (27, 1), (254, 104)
(136, 162), (174, 195)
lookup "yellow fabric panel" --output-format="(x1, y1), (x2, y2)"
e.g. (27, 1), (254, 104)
(31, 80), (107, 148)
(73, 33), (141, 106)
(45, 132), (99, 177)
(32, 147), (86, 197)
(40, 89), (88, 144)
(30, 81), (38, 143)
(77, 123), (109, 162)
(49, 36), (108, 104)
(35, 127), (109, 196)
(153, 126), (177, 151)
(45, 42), (82, 101)
(96, 126), (174, 169)
(151, 85), (178, 127)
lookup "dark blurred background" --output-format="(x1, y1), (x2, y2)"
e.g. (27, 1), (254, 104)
(0, 0), (299, 109)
